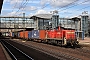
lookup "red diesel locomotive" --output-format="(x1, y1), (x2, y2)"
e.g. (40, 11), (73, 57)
(46, 26), (78, 46)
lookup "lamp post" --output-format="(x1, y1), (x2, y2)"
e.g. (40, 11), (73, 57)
(23, 13), (25, 41)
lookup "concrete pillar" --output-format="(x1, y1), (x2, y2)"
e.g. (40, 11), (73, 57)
(82, 31), (84, 40)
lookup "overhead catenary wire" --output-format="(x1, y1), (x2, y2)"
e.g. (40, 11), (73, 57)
(41, 0), (79, 10)
(38, 0), (89, 14)
(11, 0), (90, 16)
(13, 0), (29, 16)
(14, 0), (27, 16)
(16, 0), (30, 16)
(69, 5), (90, 16)
(57, 0), (90, 18)
(12, 0), (24, 14)
(76, 5), (90, 11)
(33, 0), (79, 15)
(11, 0), (18, 13)
(11, 0), (24, 16)
(57, 0), (79, 11)
(18, 0), (40, 16)
(58, 0), (90, 12)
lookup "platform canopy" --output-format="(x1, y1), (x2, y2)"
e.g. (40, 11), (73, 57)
(0, 0), (3, 14)
(69, 17), (81, 21)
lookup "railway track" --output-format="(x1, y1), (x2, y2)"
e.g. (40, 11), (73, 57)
(1, 38), (90, 60)
(75, 48), (90, 58)
(8, 39), (82, 60)
(1, 39), (59, 60)
(10, 38), (90, 60)
(0, 40), (34, 60)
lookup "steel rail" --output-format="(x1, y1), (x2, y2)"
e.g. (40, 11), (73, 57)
(1, 40), (34, 60)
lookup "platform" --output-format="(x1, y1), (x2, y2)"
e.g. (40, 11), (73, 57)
(79, 37), (90, 46)
(0, 43), (12, 60)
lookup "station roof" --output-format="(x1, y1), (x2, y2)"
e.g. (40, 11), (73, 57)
(0, 16), (30, 18)
(69, 17), (81, 21)
(30, 14), (53, 19)
(0, 0), (3, 14)
(30, 14), (81, 21)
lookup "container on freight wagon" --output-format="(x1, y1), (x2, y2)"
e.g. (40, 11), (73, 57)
(5, 32), (9, 36)
(32, 30), (39, 38)
(9, 32), (12, 36)
(24, 31), (28, 39)
(12, 32), (14, 37)
(28, 31), (32, 38)
(20, 32), (23, 38)
(39, 30), (46, 39)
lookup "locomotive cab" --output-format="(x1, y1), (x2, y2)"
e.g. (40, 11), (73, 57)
(62, 30), (79, 46)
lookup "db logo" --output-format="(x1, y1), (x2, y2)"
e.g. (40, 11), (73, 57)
(34, 32), (36, 36)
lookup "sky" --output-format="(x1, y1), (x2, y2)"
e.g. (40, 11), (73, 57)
(1, 0), (90, 18)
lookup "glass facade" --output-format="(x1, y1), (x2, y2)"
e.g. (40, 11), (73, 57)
(51, 15), (59, 28)
(59, 18), (77, 29)
(38, 19), (49, 30)
(81, 16), (89, 36)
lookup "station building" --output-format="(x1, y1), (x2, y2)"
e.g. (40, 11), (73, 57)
(0, 13), (90, 39)
(30, 14), (90, 39)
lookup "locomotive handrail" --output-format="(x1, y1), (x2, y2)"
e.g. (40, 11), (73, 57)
(64, 37), (67, 45)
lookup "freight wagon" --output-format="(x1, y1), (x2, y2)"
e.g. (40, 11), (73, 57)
(11, 26), (78, 46)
